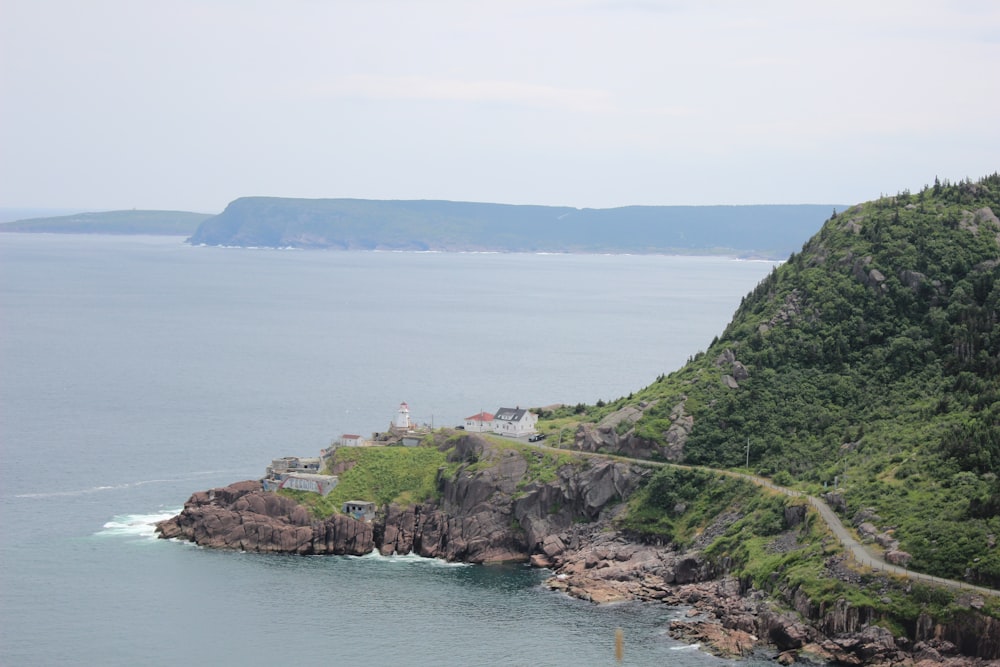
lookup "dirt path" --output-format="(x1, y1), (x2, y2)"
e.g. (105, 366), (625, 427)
(734, 471), (999, 598)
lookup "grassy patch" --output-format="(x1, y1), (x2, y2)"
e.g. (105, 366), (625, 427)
(282, 445), (448, 518)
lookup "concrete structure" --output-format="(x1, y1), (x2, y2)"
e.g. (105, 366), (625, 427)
(342, 501), (376, 521)
(278, 472), (338, 496)
(492, 407), (538, 437)
(464, 411), (495, 432)
(262, 455), (335, 495)
(266, 456), (321, 477)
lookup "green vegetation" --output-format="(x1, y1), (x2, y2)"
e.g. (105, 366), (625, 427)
(283, 445), (447, 518)
(187, 197), (837, 258)
(441, 434), (583, 492)
(623, 465), (1000, 630)
(281, 435), (587, 519)
(621, 466), (759, 545)
(547, 174), (1000, 587)
(0, 209), (211, 235)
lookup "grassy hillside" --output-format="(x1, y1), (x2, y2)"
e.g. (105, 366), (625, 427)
(188, 197), (838, 259)
(546, 174), (1000, 587)
(0, 210), (212, 235)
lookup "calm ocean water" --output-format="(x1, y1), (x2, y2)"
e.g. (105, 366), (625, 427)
(0, 234), (780, 666)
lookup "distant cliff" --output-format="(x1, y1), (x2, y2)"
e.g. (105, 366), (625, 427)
(186, 197), (838, 258)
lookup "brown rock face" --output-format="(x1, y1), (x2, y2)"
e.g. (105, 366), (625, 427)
(376, 436), (651, 563)
(574, 399), (691, 461)
(157, 435), (649, 565)
(156, 480), (374, 555)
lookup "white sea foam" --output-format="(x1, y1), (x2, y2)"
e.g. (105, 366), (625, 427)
(669, 643), (701, 650)
(95, 509), (181, 539)
(14, 469), (254, 499)
(350, 548), (469, 567)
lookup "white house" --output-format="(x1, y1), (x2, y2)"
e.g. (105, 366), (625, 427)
(492, 407), (538, 437)
(339, 433), (366, 447)
(464, 411), (495, 432)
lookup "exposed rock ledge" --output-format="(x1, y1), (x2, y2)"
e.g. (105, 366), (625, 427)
(156, 480), (375, 555)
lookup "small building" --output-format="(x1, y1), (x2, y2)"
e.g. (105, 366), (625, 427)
(338, 433), (367, 447)
(342, 500), (376, 522)
(492, 407), (538, 437)
(464, 411), (495, 432)
(263, 455), (329, 493)
(278, 472), (338, 496)
(400, 435), (422, 447)
(266, 456), (321, 477)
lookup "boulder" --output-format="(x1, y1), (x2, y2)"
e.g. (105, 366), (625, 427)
(885, 549), (912, 566)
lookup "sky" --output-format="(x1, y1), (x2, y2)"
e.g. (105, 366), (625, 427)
(1, 1), (998, 213)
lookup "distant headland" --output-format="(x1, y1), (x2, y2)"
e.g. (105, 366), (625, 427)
(1, 198), (843, 259)
(0, 209), (212, 235)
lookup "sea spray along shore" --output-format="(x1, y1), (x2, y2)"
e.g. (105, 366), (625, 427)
(159, 177), (1000, 665)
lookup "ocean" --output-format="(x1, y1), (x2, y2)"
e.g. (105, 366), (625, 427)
(0, 233), (781, 666)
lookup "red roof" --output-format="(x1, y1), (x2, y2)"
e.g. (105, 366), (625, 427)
(465, 412), (495, 422)
(341, 434), (362, 439)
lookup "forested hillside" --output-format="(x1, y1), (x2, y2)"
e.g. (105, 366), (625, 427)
(552, 174), (1000, 586)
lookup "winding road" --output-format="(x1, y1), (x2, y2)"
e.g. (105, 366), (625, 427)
(726, 470), (1000, 598)
(533, 439), (1000, 598)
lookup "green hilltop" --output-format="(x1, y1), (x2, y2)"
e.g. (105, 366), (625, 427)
(541, 173), (1000, 588)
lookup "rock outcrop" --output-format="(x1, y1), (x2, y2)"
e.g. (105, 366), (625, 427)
(541, 526), (1000, 665)
(574, 398), (692, 461)
(377, 435), (652, 563)
(157, 434), (651, 564)
(156, 480), (375, 555)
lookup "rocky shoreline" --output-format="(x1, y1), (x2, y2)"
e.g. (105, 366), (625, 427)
(537, 525), (996, 666)
(156, 435), (999, 666)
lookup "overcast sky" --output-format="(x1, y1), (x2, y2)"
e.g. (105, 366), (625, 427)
(1, 1), (997, 213)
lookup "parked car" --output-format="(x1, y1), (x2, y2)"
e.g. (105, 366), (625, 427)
(528, 433), (546, 442)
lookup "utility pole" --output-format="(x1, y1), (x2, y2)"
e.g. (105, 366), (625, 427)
(746, 437), (750, 469)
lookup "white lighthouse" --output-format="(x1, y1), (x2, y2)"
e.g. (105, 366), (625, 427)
(394, 401), (412, 430)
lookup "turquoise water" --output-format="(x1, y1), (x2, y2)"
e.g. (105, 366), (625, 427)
(0, 234), (780, 665)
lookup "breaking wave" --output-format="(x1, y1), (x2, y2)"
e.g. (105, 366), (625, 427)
(349, 549), (469, 567)
(94, 509), (181, 539)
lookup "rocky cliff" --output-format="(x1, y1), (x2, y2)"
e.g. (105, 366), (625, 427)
(157, 435), (1000, 665)
(186, 197), (835, 258)
(156, 480), (375, 555)
(156, 435), (651, 562)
